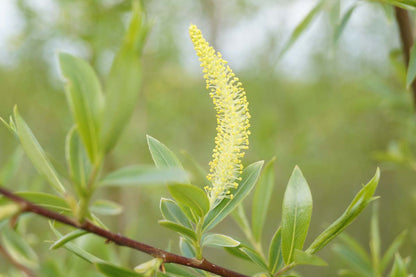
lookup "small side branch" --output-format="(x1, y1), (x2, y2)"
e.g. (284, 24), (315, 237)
(0, 186), (248, 277)
(395, 7), (416, 108)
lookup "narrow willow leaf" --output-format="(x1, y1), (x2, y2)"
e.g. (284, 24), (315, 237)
(202, 161), (264, 231)
(100, 165), (188, 186)
(168, 184), (209, 218)
(407, 41), (416, 88)
(370, 204), (381, 274)
(339, 234), (372, 269)
(164, 264), (196, 277)
(158, 220), (197, 241)
(306, 169), (380, 254)
(13, 108), (66, 194)
(147, 135), (184, 169)
(332, 243), (373, 277)
(252, 158), (275, 242)
(96, 262), (144, 277)
(224, 246), (251, 261)
(381, 230), (407, 273)
(135, 258), (163, 274)
(160, 198), (192, 229)
(90, 199), (123, 216)
(293, 249), (327, 266)
(179, 237), (196, 258)
(59, 52), (104, 164)
(0, 116), (17, 137)
(240, 245), (269, 270)
(334, 4), (356, 43)
(389, 253), (408, 277)
(269, 228), (284, 274)
(16, 192), (71, 213)
(65, 126), (90, 195)
(231, 205), (251, 237)
(50, 229), (88, 250)
(0, 147), (23, 184)
(281, 166), (313, 264)
(279, 0), (324, 58)
(101, 3), (150, 153)
(1, 227), (38, 269)
(202, 234), (240, 248)
(0, 203), (20, 221)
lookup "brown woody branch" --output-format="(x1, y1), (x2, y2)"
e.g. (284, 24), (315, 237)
(0, 186), (248, 277)
(395, 7), (416, 108)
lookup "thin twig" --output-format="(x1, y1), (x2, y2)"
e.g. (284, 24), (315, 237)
(0, 243), (36, 277)
(394, 7), (416, 108)
(0, 186), (248, 277)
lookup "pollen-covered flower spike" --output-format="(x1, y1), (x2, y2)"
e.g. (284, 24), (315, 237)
(189, 24), (251, 205)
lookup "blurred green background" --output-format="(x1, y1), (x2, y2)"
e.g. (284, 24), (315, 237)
(1, 0), (416, 276)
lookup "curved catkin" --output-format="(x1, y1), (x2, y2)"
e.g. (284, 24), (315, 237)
(189, 24), (251, 204)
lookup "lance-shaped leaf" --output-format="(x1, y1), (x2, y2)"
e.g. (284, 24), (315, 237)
(389, 253), (408, 277)
(370, 204), (381, 274)
(252, 158), (275, 242)
(16, 192), (70, 213)
(11, 108), (66, 194)
(269, 228), (284, 274)
(101, 3), (150, 153)
(381, 230), (407, 273)
(179, 237), (196, 258)
(59, 52), (104, 164)
(306, 169), (380, 254)
(202, 234), (240, 248)
(147, 135), (184, 169)
(160, 198), (192, 229)
(158, 220), (197, 241)
(333, 4), (356, 43)
(281, 166), (313, 264)
(96, 262), (144, 277)
(168, 184), (209, 218)
(49, 229), (88, 250)
(202, 161), (264, 231)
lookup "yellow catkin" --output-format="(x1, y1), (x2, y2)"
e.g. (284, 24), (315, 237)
(189, 24), (251, 204)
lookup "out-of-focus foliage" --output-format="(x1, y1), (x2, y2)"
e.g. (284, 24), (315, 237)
(0, 0), (416, 276)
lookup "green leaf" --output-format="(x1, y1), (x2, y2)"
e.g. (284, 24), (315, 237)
(147, 135), (184, 169)
(202, 234), (240, 248)
(0, 203), (20, 221)
(252, 158), (275, 242)
(268, 228), (284, 274)
(381, 230), (407, 273)
(65, 126), (90, 195)
(16, 192), (71, 213)
(158, 220), (196, 241)
(1, 227), (38, 269)
(160, 198), (192, 229)
(59, 52), (104, 164)
(281, 166), (313, 264)
(240, 245), (269, 270)
(407, 41), (416, 88)
(49, 229), (88, 250)
(334, 4), (356, 43)
(370, 204), (381, 274)
(293, 249), (327, 266)
(135, 258), (163, 274)
(164, 264), (196, 277)
(179, 237), (196, 258)
(332, 240), (373, 277)
(224, 246), (252, 261)
(389, 253), (408, 277)
(202, 161), (264, 231)
(100, 165), (188, 186)
(12, 108), (66, 194)
(279, 0), (324, 58)
(101, 3), (150, 153)
(0, 116), (17, 137)
(168, 184), (209, 218)
(0, 147), (23, 184)
(306, 169), (380, 254)
(96, 262), (144, 277)
(90, 199), (123, 216)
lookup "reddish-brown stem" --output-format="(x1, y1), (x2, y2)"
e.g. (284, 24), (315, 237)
(0, 186), (248, 277)
(0, 243), (36, 277)
(395, 6), (416, 108)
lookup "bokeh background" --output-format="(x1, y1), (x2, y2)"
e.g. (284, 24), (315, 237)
(1, 0), (415, 276)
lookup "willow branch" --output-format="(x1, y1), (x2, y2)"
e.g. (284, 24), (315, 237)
(395, 6), (416, 109)
(0, 186), (248, 277)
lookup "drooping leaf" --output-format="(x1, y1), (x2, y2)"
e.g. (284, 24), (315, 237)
(252, 158), (275, 242)
(101, 2), (150, 153)
(269, 228), (284, 274)
(1, 227), (38, 269)
(203, 161), (264, 231)
(59, 52), (104, 164)
(90, 199), (123, 216)
(306, 169), (380, 254)
(293, 249), (327, 266)
(381, 230), (407, 273)
(168, 184), (209, 218)
(202, 234), (240, 248)
(100, 165), (188, 186)
(160, 198), (192, 229)
(12, 108), (66, 194)
(158, 220), (197, 241)
(49, 229), (88, 250)
(96, 262), (144, 277)
(240, 245), (269, 270)
(281, 166), (313, 264)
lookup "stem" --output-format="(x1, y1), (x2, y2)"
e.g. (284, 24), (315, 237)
(394, 6), (416, 109)
(0, 186), (248, 277)
(195, 218), (204, 260)
(274, 262), (296, 276)
(0, 243), (36, 277)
